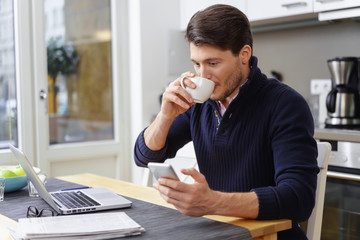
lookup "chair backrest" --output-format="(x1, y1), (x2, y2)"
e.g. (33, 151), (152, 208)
(142, 142), (197, 186)
(306, 142), (331, 240)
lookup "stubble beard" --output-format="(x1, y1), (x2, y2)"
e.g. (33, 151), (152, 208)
(212, 69), (243, 102)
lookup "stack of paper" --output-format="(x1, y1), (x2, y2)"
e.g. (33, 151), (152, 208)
(15, 212), (145, 239)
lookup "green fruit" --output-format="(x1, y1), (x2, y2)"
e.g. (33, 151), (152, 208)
(13, 165), (26, 177)
(0, 169), (17, 178)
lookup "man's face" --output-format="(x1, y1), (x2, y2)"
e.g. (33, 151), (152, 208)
(190, 43), (247, 103)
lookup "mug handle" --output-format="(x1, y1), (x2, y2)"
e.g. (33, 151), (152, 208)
(180, 76), (188, 89)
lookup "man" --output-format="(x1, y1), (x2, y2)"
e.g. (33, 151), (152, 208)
(134, 4), (318, 239)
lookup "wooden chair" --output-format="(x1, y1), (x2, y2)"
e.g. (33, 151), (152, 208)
(306, 142), (331, 240)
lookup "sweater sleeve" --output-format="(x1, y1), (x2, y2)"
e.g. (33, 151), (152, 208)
(252, 88), (319, 222)
(133, 128), (168, 167)
(134, 110), (193, 167)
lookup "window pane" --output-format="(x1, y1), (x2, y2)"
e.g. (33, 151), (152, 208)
(45, 0), (114, 144)
(0, 0), (18, 149)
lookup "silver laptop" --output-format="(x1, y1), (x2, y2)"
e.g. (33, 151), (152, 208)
(9, 144), (132, 215)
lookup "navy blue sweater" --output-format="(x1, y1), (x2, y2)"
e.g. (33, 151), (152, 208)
(134, 56), (319, 239)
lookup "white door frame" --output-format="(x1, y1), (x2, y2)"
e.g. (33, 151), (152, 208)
(17, 0), (132, 180)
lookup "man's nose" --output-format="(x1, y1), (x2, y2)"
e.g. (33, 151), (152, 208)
(199, 67), (211, 79)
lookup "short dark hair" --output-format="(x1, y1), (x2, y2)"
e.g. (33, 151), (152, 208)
(185, 4), (253, 55)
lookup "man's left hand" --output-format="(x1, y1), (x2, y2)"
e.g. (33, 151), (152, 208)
(153, 168), (218, 217)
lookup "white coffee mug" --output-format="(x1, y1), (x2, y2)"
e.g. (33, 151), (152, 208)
(180, 76), (215, 103)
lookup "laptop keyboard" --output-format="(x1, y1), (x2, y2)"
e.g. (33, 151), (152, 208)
(51, 191), (101, 209)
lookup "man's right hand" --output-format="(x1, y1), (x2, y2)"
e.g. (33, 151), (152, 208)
(160, 72), (197, 121)
(144, 72), (196, 151)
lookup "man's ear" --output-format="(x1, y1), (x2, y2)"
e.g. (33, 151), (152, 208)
(239, 45), (252, 64)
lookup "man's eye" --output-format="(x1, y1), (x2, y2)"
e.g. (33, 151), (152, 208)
(209, 62), (218, 66)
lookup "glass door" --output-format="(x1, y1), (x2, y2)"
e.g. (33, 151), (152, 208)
(31, 0), (131, 180)
(44, 0), (114, 144)
(0, 0), (35, 164)
(0, 0), (35, 165)
(0, 0), (17, 150)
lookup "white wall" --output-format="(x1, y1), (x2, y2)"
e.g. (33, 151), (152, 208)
(253, 21), (360, 102)
(140, 0), (191, 126)
(130, 0), (191, 184)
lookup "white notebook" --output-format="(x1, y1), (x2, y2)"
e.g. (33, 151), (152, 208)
(16, 212), (145, 239)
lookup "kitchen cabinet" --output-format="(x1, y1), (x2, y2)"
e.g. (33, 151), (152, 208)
(247, 0), (314, 22)
(180, 0), (247, 30)
(180, 0), (360, 31)
(314, 0), (360, 12)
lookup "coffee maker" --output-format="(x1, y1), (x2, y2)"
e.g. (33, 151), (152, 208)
(325, 57), (360, 128)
